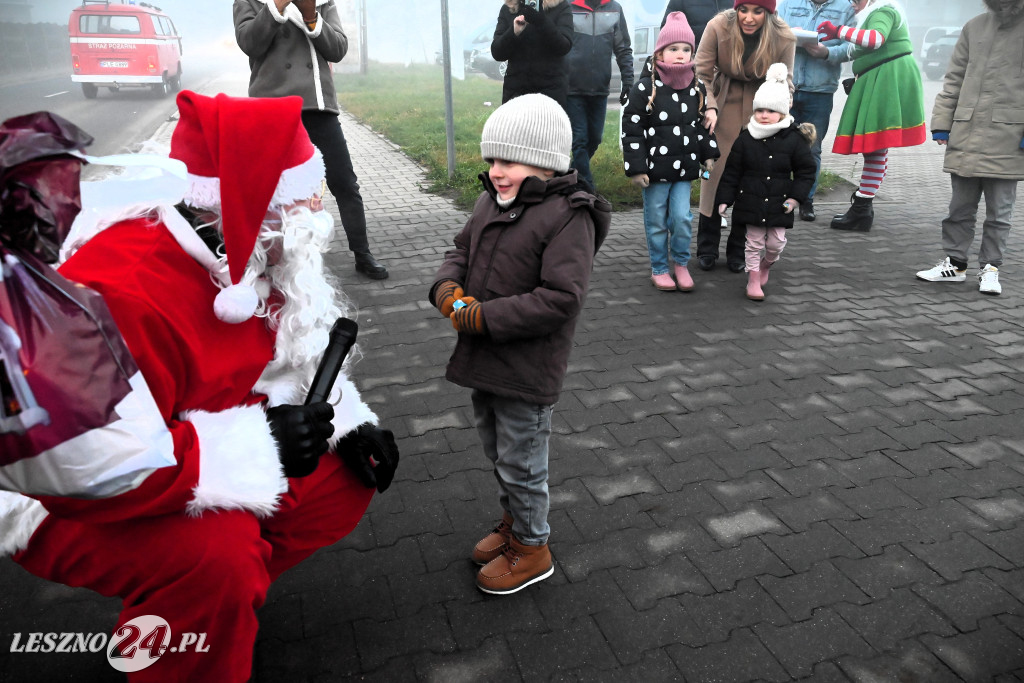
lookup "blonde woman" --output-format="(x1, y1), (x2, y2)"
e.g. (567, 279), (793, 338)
(694, 0), (795, 272)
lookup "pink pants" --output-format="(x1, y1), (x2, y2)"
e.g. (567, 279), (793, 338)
(745, 226), (788, 272)
(14, 453), (374, 683)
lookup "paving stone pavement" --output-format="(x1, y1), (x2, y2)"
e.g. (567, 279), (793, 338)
(2, 71), (1024, 682)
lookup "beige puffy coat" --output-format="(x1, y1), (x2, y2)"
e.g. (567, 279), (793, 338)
(931, 0), (1024, 180)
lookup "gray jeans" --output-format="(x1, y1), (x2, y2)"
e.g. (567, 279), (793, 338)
(942, 174), (1018, 268)
(471, 390), (553, 546)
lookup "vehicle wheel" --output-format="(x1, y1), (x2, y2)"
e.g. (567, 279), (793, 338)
(925, 65), (944, 81)
(81, 82), (98, 99)
(151, 77), (169, 97)
(171, 66), (182, 92)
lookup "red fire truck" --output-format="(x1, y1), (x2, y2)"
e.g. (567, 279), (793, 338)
(69, 1), (183, 99)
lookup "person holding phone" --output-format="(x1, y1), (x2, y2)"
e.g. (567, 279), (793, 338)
(491, 0), (575, 107)
(233, 0), (390, 280)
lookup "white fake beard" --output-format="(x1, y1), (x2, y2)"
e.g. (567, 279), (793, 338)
(256, 207), (356, 376)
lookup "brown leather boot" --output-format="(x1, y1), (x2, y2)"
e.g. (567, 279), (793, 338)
(476, 536), (554, 595)
(471, 511), (513, 565)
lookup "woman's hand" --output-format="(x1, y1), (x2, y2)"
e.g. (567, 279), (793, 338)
(514, 15), (527, 35)
(703, 109), (718, 136)
(718, 203), (728, 216)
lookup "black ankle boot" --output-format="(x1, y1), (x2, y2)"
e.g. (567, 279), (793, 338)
(830, 193), (873, 231)
(354, 251), (389, 279)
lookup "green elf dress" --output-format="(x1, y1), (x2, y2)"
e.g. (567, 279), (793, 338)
(833, 3), (926, 154)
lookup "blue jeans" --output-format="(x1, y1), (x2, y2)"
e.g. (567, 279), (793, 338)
(790, 90), (834, 200)
(642, 181), (693, 274)
(565, 95), (608, 190)
(471, 390), (554, 546)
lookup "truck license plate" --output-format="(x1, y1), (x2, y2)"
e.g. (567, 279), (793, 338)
(100, 60), (128, 68)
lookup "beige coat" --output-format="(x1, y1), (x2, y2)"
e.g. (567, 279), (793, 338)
(931, 0), (1024, 180)
(695, 11), (795, 217)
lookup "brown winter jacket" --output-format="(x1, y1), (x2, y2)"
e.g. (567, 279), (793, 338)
(429, 172), (611, 405)
(694, 11), (795, 216)
(930, 0), (1024, 180)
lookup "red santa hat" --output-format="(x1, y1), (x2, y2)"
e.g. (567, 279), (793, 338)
(169, 90), (324, 323)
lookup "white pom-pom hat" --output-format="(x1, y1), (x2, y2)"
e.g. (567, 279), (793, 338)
(169, 90), (324, 323)
(752, 63), (792, 116)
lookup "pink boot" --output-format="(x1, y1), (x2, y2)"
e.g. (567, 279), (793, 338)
(746, 270), (764, 301)
(674, 264), (693, 292)
(759, 258), (775, 286)
(651, 273), (676, 291)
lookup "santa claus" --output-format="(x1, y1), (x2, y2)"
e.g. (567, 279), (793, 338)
(0, 90), (398, 681)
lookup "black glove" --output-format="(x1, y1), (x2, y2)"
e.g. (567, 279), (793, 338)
(267, 402), (335, 478)
(336, 423), (400, 493)
(619, 84), (630, 106)
(520, 5), (546, 25)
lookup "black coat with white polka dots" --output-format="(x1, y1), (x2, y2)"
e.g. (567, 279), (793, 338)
(714, 124), (817, 229)
(621, 70), (719, 183)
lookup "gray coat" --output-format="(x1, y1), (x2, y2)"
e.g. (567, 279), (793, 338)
(930, 0), (1024, 180)
(233, 0), (347, 114)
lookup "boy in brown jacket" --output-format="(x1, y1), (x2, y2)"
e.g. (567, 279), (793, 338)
(429, 94), (610, 594)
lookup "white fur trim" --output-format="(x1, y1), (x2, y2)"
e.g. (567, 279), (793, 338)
(183, 405), (287, 518)
(183, 148), (325, 211)
(254, 370), (377, 443)
(855, 0), (906, 29)
(0, 491), (48, 557)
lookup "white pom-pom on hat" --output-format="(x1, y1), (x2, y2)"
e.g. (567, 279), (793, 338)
(753, 63), (792, 116)
(214, 284), (260, 324)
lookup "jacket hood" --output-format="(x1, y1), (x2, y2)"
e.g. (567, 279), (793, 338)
(504, 0), (567, 8)
(985, 0), (1024, 26)
(479, 171), (611, 252)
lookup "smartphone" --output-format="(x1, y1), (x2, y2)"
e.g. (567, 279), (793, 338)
(523, 0), (539, 9)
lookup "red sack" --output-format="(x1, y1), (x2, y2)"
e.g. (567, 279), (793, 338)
(0, 249), (174, 497)
(0, 111), (173, 498)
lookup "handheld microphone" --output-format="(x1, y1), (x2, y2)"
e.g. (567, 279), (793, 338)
(305, 317), (358, 405)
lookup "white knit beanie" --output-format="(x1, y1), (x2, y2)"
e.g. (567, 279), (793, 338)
(480, 94), (571, 173)
(752, 63), (791, 116)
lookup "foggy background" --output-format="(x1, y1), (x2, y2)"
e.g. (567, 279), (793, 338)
(2, 0), (987, 68)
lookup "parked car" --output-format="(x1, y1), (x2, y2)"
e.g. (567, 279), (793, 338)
(923, 33), (958, 81)
(917, 25), (959, 62)
(434, 23), (506, 80)
(69, 0), (183, 99)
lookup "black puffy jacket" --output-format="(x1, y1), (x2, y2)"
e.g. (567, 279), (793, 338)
(715, 122), (817, 229)
(621, 58), (720, 182)
(492, 0), (575, 106)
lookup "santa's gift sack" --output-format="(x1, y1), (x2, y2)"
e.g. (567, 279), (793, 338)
(0, 248), (174, 498)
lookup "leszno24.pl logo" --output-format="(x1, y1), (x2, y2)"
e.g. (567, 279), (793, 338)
(10, 615), (209, 673)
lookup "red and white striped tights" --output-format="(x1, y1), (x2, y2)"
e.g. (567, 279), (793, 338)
(858, 149), (888, 197)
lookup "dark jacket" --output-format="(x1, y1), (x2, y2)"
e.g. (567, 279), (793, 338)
(621, 57), (720, 182)
(492, 0), (575, 106)
(715, 122), (816, 229)
(566, 0), (634, 96)
(233, 0), (346, 114)
(429, 172), (611, 405)
(661, 0), (733, 49)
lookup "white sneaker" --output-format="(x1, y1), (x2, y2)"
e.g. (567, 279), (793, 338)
(979, 264), (1001, 295)
(916, 257), (966, 282)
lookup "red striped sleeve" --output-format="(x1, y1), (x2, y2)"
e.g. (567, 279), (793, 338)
(838, 25), (885, 49)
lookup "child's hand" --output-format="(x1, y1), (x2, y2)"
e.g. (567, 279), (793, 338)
(451, 297), (486, 334)
(434, 280), (464, 318)
(704, 159), (715, 174)
(629, 174), (650, 188)
(782, 199), (799, 214)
